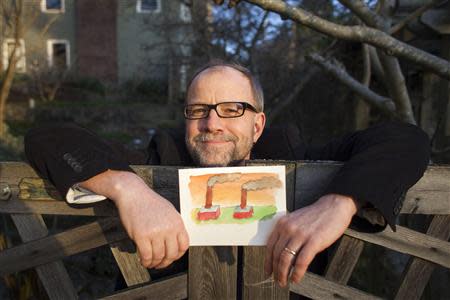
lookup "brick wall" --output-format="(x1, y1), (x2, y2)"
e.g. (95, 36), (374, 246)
(75, 0), (118, 82)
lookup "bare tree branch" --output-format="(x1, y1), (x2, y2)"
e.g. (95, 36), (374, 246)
(378, 52), (416, 124)
(39, 14), (59, 38)
(307, 53), (396, 116)
(354, 43), (372, 129)
(361, 44), (371, 86)
(389, 0), (443, 34)
(333, 0), (416, 124)
(368, 45), (385, 79)
(248, 11), (268, 51)
(242, 0), (450, 80)
(337, 0), (387, 29)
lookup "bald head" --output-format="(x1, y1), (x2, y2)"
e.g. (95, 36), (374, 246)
(187, 62), (264, 112)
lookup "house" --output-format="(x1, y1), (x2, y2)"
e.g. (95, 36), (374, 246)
(1, 0), (207, 97)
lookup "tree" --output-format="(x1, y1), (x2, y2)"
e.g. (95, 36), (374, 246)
(212, 0), (450, 126)
(0, 0), (58, 136)
(0, 0), (25, 136)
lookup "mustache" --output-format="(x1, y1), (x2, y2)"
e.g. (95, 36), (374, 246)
(194, 133), (238, 143)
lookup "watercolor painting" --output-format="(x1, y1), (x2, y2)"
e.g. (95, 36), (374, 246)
(179, 166), (286, 246)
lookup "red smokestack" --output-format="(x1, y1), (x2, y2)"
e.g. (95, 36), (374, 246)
(205, 186), (213, 208)
(240, 188), (247, 209)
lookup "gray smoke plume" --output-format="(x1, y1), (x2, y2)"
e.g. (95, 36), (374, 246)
(207, 173), (242, 187)
(242, 176), (282, 191)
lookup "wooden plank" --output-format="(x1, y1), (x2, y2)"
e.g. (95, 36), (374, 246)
(294, 162), (450, 214)
(0, 217), (127, 275)
(394, 215), (450, 300)
(324, 235), (365, 284)
(242, 246), (289, 299)
(1, 163), (449, 215)
(101, 273), (187, 300)
(402, 166), (450, 214)
(0, 198), (118, 216)
(19, 178), (63, 201)
(110, 239), (151, 286)
(241, 161), (295, 299)
(294, 161), (342, 209)
(11, 214), (78, 300)
(345, 225), (450, 268)
(189, 246), (238, 300)
(290, 272), (382, 300)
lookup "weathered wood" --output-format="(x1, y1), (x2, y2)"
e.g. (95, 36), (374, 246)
(11, 214), (78, 300)
(18, 178), (62, 201)
(345, 225), (450, 268)
(1, 161), (449, 299)
(110, 239), (151, 286)
(0, 217), (127, 275)
(290, 272), (382, 299)
(0, 198), (118, 216)
(324, 235), (365, 284)
(394, 215), (450, 300)
(189, 246), (238, 300)
(402, 166), (450, 214)
(241, 161), (294, 299)
(294, 162), (450, 214)
(242, 246), (289, 299)
(1, 163), (449, 215)
(294, 162), (341, 209)
(101, 273), (187, 300)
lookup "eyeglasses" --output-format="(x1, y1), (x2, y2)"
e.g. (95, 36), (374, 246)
(184, 101), (259, 120)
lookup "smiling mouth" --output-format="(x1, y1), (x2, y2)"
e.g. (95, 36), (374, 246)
(201, 140), (232, 145)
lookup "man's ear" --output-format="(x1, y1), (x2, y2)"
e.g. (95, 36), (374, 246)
(253, 112), (266, 143)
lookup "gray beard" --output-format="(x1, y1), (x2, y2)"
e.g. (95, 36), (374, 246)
(185, 133), (252, 167)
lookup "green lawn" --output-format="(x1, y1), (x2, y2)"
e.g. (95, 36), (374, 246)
(192, 205), (277, 225)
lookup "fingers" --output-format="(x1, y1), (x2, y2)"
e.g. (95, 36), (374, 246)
(290, 242), (317, 284)
(148, 238), (165, 268)
(272, 235), (291, 282)
(155, 236), (179, 269)
(136, 238), (152, 267)
(177, 231), (190, 259)
(276, 243), (299, 287)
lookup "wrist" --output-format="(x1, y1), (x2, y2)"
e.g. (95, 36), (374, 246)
(319, 194), (358, 217)
(106, 171), (147, 204)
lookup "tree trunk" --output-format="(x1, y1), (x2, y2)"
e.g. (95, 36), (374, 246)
(0, 49), (18, 136)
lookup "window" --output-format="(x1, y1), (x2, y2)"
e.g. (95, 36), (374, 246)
(2, 39), (26, 73)
(41, 0), (65, 13)
(180, 3), (191, 22)
(47, 40), (70, 69)
(137, 0), (161, 13)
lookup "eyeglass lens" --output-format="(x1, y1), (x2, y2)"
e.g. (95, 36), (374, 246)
(185, 102), (245, 119)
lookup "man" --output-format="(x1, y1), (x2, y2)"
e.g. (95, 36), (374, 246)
(25, 61), (430, 288)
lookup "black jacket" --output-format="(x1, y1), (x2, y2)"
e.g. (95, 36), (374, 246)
(24, 121), (430, 230)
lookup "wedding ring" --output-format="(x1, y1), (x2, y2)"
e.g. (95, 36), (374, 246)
(283, 247), (297, 256)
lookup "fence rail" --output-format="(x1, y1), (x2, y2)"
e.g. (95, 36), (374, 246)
(0, 161), (449, 299)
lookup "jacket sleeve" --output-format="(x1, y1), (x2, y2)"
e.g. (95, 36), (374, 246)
(304, 121), (430, 230)
(24, 123), (148, 199)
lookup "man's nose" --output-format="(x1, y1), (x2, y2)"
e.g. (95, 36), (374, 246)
(200, 108), (224, 132)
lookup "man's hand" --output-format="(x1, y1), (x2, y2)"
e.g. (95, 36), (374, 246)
(81, 170), (189, 269)
(264, 194), (357, 287)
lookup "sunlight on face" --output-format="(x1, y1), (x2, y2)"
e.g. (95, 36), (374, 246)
(185, 67), (265, 167)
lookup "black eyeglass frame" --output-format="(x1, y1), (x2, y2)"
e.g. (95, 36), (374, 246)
(184, 101), (259, 120)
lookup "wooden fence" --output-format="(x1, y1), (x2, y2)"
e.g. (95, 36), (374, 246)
(0, 161), (448, 299)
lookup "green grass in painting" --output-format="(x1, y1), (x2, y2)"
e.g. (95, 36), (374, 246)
(192, 205), (277, 225)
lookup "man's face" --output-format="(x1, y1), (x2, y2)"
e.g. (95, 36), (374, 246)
(185, 67), (266, 167)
